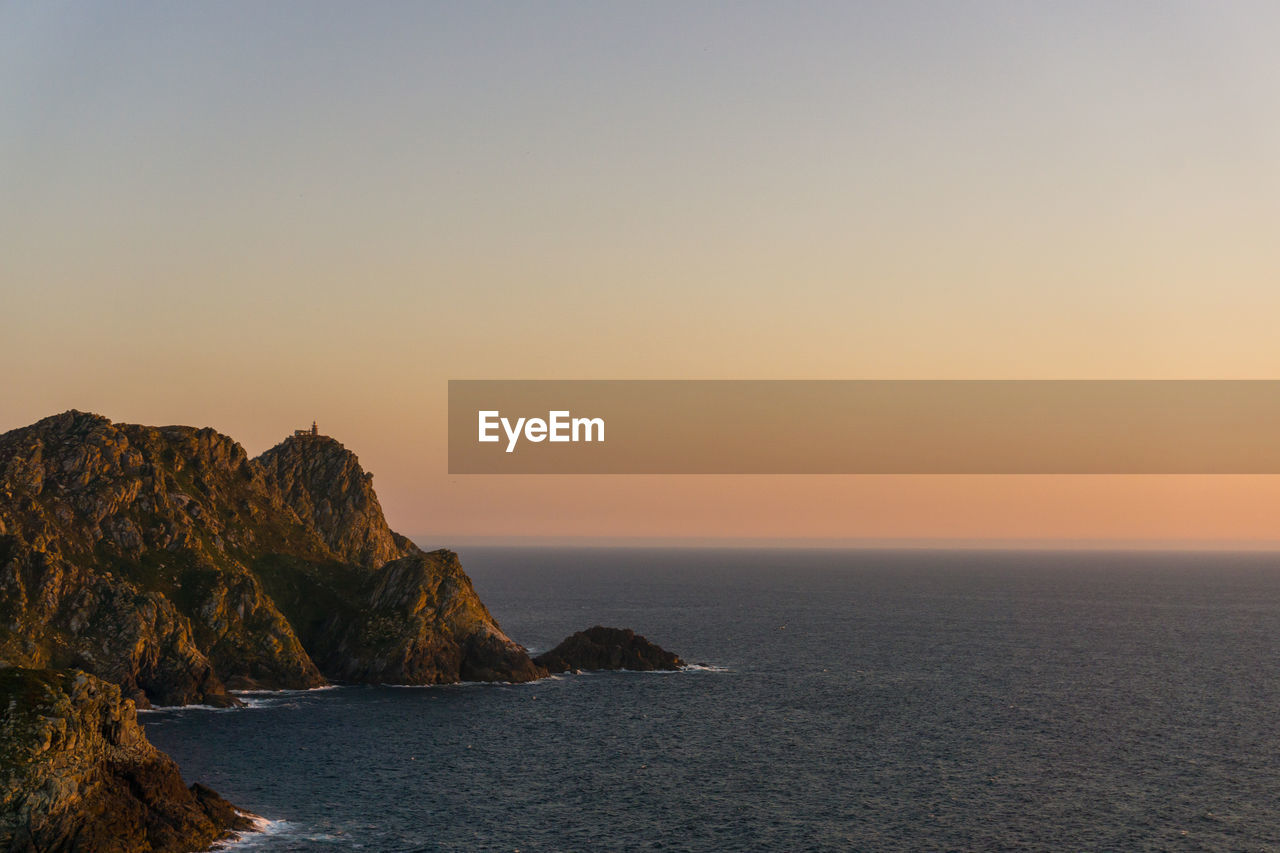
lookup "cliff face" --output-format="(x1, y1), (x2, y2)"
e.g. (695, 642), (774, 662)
(0, 667), (249, 852)
(257, 435), (411, 569)
(313, 551), (545, 684)
(0, 412), (324, 706)
(0, 411), (541, 709)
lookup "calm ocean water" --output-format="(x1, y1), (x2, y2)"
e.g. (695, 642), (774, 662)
(143, 548), (1280, 852)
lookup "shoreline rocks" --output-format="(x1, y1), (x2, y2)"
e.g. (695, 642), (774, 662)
(0, 667), (252, 852)
(534, 626), (684, 673)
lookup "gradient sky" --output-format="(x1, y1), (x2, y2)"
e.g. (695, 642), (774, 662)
(4, 2), (1280, 545)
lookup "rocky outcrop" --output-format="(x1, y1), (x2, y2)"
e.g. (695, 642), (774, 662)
(303, 550), (546, 684)
(0, 412), (703, 849)
(0, 411), (540, 707)
(0, 539), (231, 709)
(0, 667), (251, 852)
(0, 412), (325, 707)
(534, 626), (684, 673)
(257, 435), (412, 569)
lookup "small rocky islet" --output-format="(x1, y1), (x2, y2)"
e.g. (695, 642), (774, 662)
(535, 625), (684, 673)
(0, 411), (682, 852)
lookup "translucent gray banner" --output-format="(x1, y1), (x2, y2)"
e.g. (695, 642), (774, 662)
(448, 380), (1280, 474)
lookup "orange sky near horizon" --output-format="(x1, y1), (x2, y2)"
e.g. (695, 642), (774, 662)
(5, 4), (1280, 546)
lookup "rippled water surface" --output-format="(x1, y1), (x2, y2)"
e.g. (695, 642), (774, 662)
(143, 548), (1280, 851)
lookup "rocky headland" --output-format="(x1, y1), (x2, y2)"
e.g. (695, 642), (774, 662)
(0, 411), (682, 851)
(0, 410), (541, 705)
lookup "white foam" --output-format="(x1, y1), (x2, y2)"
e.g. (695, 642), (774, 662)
(608, 665), (730, 674)
(681, 664), (731, 673)
(385, 674), (564, 689)
(233, 685), (339, 695)
(233, 686), (337, 710)
(141, 665), (718, 715)
(137, 703), (239, 714)
(211, 814), (292, 849)
(140, 685), (344, 715)
(554, 664), (731, 676)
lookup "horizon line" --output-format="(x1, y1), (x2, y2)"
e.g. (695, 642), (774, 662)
(407, 535), (1280, 553)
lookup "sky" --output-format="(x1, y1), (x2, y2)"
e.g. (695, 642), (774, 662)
(4, 2), (1280, 546)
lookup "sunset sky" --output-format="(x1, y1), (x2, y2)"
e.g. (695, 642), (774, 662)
(5, 3), (1280, 546)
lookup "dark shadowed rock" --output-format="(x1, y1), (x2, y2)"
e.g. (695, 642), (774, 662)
(0, 667), (252, 852)
(534, 626), (684, 673)
(270, 549), (546, 685)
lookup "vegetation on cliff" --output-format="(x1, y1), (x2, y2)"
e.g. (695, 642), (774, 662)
(0, 667), (249, 852)
(0, 411), (543, 709)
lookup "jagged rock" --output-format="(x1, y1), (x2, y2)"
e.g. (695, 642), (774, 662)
(327, 550), (543, 683)
(0, 667), (251, 852)
(534, 626), (684, 673)
(0, 536), (233, 709)
(0, 410), (541, 706)
(0, 414), (324, 706)
(256, 550), (545, 685)
(257, 435), (412, 569)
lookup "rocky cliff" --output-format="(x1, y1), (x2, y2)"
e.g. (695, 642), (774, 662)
(0, 411), (542, 709)
(307, 550), (545, 684)
(0, 667), (249, 852)
(257, 435), (411, 570)
(0, 411), (695, 851)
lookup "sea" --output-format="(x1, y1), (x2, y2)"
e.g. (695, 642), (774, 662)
(142, 547), (1280, 852)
